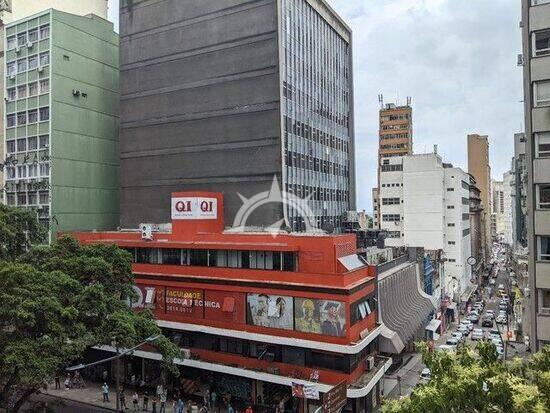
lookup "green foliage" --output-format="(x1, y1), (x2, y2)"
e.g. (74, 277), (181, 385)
(382, 342), (550, 413)
(0, 204), (46, 260)
(0, 235), (180, 412)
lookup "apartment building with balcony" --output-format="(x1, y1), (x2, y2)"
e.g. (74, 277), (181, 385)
(2, 9), (119, 239)
(74, 191), (389, 413)
(521, 0), (550, 349)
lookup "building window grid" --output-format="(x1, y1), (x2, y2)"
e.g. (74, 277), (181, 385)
(5, 52), (50, 77)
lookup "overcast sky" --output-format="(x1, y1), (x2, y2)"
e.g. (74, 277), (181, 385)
(107, 0), (523, 213)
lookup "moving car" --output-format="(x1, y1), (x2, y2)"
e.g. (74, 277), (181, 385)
(482, 317), (494, 328)
(492, 337), (503, 347)
(471, 329), (484, 341)
(468, 313), (480, 323)
(457, 325), (470, 336)
(452, 331), (464, 342)
(446, 337), (460, 346)
(486, 310), (495, 319)
(437, 344), (456, 353)
(460, 320), (474, 331)
(496, 315), (507, 324)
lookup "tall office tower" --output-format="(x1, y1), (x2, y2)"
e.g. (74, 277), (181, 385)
(521, 0), (550, 350)
(492, 179), (504, 239)
(3, 10), (119, 238)
(0, 0), (108, 186)
(119, 0), (355, 232)
(373, 100), (412, 228)
(467, 134), (491, 264)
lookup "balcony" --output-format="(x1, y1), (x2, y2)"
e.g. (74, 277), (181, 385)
(348, 356), (392, 398)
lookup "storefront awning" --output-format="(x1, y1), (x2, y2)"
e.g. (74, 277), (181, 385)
(425, 319), (441, 332)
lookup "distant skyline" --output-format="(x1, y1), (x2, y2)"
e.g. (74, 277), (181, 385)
(107, 0), (522, 213)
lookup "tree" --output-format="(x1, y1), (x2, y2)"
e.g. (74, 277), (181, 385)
(0, 204), (46, 260)
(382, 341), (549, 413)
(0, 229), (180, 412)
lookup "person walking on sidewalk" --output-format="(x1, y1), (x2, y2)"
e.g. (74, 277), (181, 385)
(160, 391), (167, 413)
(120, 388), (128, 410)
(151, 397), (158, 413)
(102, 382), (110, 403)
(143, 391), (150, 411)
(133, 391), (139, 412)
(54, 374), (60, 390)
(210, 391), (217, 413)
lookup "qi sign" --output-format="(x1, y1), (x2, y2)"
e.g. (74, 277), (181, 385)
(171, 197), (217, 220)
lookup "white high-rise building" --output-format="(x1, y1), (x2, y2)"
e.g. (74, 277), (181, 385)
(492, 176), (513, 245)
(379, 152), (472, 301)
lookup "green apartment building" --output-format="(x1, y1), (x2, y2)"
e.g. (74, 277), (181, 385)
(3, 9), (119, 238)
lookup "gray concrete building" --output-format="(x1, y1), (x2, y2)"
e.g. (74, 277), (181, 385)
(521, 0), (550, 350)
(119, 0), (355, 232)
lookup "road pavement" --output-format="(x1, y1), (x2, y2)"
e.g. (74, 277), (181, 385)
(25, 393), (114, 412)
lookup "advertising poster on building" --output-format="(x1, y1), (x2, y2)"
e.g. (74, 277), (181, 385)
(165, 288), (204, 318)
(294, 298), (346, 337)
(246, 293), (294, 330)
(204, 290), (246, 324)
(131, 284), (164, 312)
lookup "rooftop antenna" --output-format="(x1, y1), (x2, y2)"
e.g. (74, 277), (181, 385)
(378, 94), (384, 109)
(407, 96), (412, 107)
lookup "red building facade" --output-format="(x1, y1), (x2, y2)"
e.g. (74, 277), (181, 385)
(74, 192), (390, 413)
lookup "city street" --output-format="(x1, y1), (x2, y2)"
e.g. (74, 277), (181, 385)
(24, 394), (114, 413)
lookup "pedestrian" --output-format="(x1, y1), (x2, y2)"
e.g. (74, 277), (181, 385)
(245, 404), (253, 413)
(64, 375), (70, 390)
(120, 388), (128, 410)
(133, 392), (139, 412)
(210, 391), (217, 412)
(54, 374), (60, 390)
(143, 391), (149, 411)
(176, 398), (185, 413)
(227, 404), (234, 413)
(160, 391), (167, 413)
(102, 382), (110, 403)
(203, 389), (210, 408)
(199, 405), (208, 413)
(152, 397), (157, 413)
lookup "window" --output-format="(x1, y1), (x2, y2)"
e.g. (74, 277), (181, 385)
(28, 82), (38, 96)
(350, 295), (376, 325)
(28, 136), (37, 150)
(28, 29), (38, 43)
(5, 167), (15, 179)
(39, 107), (49, 121)
(448, 241), (456, 245)
(39, 79), (49, 94)
(7, 36), (16, 50)
(539, 236), (550, 261)
(7, 61), (16, 76)
(448, 223), (455, 227)
(462, 213), (470, 221)
(6, 140), (16, 153)
(381, 164), (403, 172)
(447, 205), (455, 209)
(7, 87), (16, 101)
(534, 30), (550, 57)
(17, 33), (27, 47)
(28, 191), (37, 205)
(538, 184), (550, 209)
(39, 52), (50, 66)
(39, 24), (50, 40)
(17, 193), (26, 206)
(39, 135), (49, 148)
(17, 58), (27, 73)
(161, 249), (181, 265)
(382, 197), (400, 205)
(446, 188), (455, 192)
(6, 193), (15, 205)
(17, 165), (26, 178)
(190, 249), (208, 266)
(535, 132), (550, 157)
(28, 164), (38, 177)
(28, 109), (38, 123)
(533, 0), (550, 5)
(17, 85), (26, 99)
(534, 80), (550, 107)
(39, 191), (49, 204)
(463, 228), (470, 237)
(28, 55), (38, 70)
(39, 163), (50, 177)
(386, 231), (400, 238)
(17, 111), (26, 125)
(6, 114), (15, 128)
(17, 138), (26, 152)
(541, 290), (550, 311)
(448, 259), (456, 263)
(382, 214), (401, 222)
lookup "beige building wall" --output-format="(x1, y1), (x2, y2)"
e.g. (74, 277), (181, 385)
(468, 134), (492, 263)
(0, 0), (107, 197)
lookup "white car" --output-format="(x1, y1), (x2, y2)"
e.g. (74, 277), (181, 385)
(496, 315), (507, 324)
(420, 367), (431, 383)
(492, 338), (503, 347)
(471, 330), (484, 341)
(457, 326), (470, 336)
(437, 344), (456, 352)
(486, 310), (495, 318)
(446, 337), (460, 346)
(460, 320), (474, 331)
(452, 331), (464, 341)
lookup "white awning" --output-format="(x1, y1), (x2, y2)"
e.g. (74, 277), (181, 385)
(338, 254), (365, 271)
(425, 319), (442, 332)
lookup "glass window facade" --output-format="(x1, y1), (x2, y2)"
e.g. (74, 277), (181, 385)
(281, 0), (352, 232)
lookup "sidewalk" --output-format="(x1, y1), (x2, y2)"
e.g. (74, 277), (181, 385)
(44, 382), (117, 411)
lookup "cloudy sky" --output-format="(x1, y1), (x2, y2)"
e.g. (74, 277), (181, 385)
(107, 0), (523, 213)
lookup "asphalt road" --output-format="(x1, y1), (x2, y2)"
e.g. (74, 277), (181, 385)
(24, 394), (113, 413)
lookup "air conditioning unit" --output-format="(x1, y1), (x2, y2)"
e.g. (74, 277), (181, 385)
(72, 89), (81, 97)
(141, 223), (153, 240)
(37, 66), (44, 73)
(15, 46), (20, 53)
(9, 74), (15, 80)
(366, 356), (375, 371)
(180, 348), (191, 359)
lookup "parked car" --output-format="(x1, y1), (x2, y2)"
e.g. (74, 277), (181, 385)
(496, 315), (507, 324)
(468, 313), (480, 323)
(419, 368), (431, 383)
(446, 337), (460, 346)
(486, 310), (495, 318)
(482, 317), (494, 328)
(452, 331), (464, 342)
(460, 320), (474, 331)
(492, 337), (503, 347)
(458, 325), (470, 336)
(472, 330), (484, 341)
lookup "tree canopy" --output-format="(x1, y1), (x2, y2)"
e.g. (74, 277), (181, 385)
(0, 205), (179, 412)
(382, 342), (550, 413)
